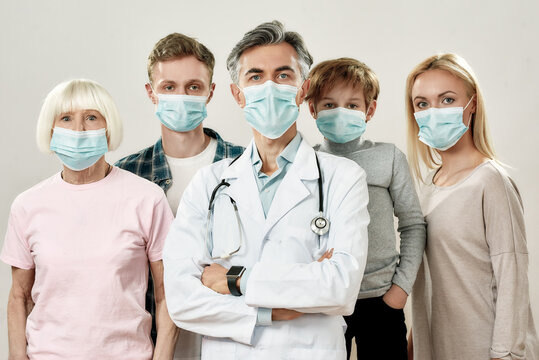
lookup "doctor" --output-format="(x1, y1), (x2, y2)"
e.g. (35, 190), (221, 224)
(163, 21), (370, 359)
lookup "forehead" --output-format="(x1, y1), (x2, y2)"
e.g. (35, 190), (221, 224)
(412, 69), (467, 97)
(152, 55), (211, 84)
(239, 43), (300, 73)
(321, 80), (364, 99)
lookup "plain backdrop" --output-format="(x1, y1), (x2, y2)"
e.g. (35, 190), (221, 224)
(1, 0), (538, 356)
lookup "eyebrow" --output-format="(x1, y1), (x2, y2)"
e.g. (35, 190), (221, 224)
(320, 97), (362, 101)
(413, 90), (457, 101)
(275, 66), (295, 73)
(245, 68), (263, 76)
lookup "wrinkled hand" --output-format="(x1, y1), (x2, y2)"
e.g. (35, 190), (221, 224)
(272, 308), (303, 321)
(317, 248), (334, 262)
(201, 263), (230, 295)
(382, 284), (408, 309)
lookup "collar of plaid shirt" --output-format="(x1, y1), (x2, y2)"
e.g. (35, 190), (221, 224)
(115, 127), (244, 194)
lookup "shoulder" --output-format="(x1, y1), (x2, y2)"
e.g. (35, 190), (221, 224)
(223, 140), (245, 156)
(477, 161), (521, 199)
(113, 167), (166, 199)
(115, 142), (157, 170)
(316, 150), (366, 179)
(11, 173), (60, 212)
(204, 127), (245, 159)
(366, 140), (402, 158)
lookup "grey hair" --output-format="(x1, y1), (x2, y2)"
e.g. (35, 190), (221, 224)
(226, 20), (313, 84)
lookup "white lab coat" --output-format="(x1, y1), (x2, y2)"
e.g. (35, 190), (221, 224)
(163, 137), (370, 360)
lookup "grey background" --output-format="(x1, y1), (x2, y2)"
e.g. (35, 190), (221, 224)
(1, 0), (538, 356)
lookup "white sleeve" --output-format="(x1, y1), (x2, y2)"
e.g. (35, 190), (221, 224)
(163, 169), (258, 345)
(244, 164), (369, 316)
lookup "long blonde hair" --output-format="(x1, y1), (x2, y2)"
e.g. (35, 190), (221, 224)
(405, 53), (496, 181)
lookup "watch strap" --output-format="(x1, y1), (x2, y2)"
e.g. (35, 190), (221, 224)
(227, 275), (242, 296)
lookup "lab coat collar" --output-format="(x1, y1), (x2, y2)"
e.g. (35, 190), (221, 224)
(219, 134), (320, 232)
(220, 134), (319, 181)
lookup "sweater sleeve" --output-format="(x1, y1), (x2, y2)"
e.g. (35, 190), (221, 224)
(388, 146), (427, 294)
(483, 167), (530, 359)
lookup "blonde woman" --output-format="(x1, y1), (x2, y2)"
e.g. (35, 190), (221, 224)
(1, 79), (177, 359)
(405, 53), (538, 360)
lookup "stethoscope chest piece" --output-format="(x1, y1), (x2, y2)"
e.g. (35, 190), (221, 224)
(311, 212), (330, 236)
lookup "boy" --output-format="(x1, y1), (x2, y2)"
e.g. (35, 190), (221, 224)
(306, 58), (426, 360)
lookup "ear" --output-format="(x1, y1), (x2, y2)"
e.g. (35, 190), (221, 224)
(230, 83), (245, 108)
(308, 101), (317, 119)
(296, 78), (311, 106)
(206, 83), (216, 105)
(145, 83), (158, 105)
(365, 99), (377, 123)
(470, 94), (477, 114)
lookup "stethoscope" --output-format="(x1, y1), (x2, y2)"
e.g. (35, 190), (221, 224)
(205, 153), (330, 260)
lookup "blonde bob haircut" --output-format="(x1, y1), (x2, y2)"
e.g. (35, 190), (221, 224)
(405, 53), (496, 182)
(36, 79), (123, 153)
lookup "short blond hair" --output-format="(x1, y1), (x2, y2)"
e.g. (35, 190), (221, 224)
(405, 53), (496, 181)
(36, 79), (123, 153)
(147, 33), (215, 84)
(305, 57), (379, 107)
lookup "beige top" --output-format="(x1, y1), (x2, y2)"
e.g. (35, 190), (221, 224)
(411, 160), (538, 360)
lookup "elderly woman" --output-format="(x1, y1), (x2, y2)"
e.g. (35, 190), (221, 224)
(1, 79), (178, 359)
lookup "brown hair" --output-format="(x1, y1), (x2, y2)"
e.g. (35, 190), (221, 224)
(147, 33), (215, 83)
(305, 57), (380, 107)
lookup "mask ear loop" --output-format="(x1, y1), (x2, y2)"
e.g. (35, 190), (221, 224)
(463, 95), (476, 127)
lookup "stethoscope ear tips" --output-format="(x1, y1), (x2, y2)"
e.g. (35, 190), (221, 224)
(311, 212), (330, 236)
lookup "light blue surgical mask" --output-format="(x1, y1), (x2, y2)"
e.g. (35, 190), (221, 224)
(241, 81), (300, 139)
(155, 94), (208, 132)
(414, 96), (474, 151)
(316, 108), (367, 143)
(49, 127), (108, 171)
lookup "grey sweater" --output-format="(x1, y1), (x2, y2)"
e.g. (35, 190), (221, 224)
(316, 137), (426, 298)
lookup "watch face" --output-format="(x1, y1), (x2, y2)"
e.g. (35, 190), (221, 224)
(227, 265), (245, 277)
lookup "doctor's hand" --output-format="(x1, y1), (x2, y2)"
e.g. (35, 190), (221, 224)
(272, 309), (303, 321)
(317, 248), (334, 262)
(382, 284), (408, 310)
(201, 263), (230, 295)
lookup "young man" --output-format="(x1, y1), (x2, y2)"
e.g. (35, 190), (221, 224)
(163, 21), (370, 359)
(306, 57), (426, 359)
(115, 33), (244, 359)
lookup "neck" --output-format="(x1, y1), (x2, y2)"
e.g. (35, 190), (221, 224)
(253, 124), (297, 175)
(438, 131), (487, 173)
(62, 157), (110, 185)
(161, 123), (210, 158)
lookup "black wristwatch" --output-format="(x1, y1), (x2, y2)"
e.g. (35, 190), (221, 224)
(226, 266), (245, 296)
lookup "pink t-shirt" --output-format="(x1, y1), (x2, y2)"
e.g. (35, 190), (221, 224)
(1, 166), (174, 360)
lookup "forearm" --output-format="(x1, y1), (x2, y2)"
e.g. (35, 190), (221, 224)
(490, 252), (530, 359)
(393, 223), (426, 294)
(7, 290), (32, 359)
(153, 297), (179, 360)
(244, 253), (363, 315)
(164, 257), (258, 344)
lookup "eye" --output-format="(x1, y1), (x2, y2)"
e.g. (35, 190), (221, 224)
(348, 103), (358, 110)
(323, 103), (335, 109)
(188, 84), (200, 91)
(87, 115), (97, 121)
(277, 73), (288, 79)
(164, 85), (174, 91)
(60, 116), (70, 122)
(442, 97), (454, 105)
(416, 101), (428, 109)
(251, 74), (261, 81)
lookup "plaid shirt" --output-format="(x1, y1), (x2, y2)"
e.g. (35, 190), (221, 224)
(115, 127), (244, 342)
